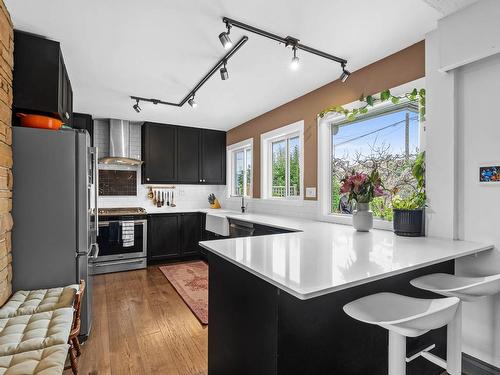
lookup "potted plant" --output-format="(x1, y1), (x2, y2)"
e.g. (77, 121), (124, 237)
(392, 152), (426, 237)
(340, 169), (385, 231)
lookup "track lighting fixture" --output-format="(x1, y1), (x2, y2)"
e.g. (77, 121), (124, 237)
(290, 46), (300, 71)
(133, 99), (141, 113)
(188, 96), (197, 108)
(220, 61), (229, 80)
(130, 36), (248, 110)
(220, 17), (349, 81)
(219, 22), (233, 50)
(340, 63), (351, 83)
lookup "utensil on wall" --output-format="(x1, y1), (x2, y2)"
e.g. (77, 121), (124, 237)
(147, 187), (154, 200)
(167, 191), (170, 206)
(153, 190), (157, 205)
(170, 191), (176, 207)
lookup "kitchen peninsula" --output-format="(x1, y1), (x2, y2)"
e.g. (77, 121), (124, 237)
(200, 213), (493, 375)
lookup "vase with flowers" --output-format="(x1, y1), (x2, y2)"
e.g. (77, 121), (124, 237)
(340, 169), (385, 231)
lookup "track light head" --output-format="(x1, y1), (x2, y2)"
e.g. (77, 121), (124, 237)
(219, 22), (233, 49)
(133, 99), (141, 113)
(290, 46), (300, 71)
(220, 61), (229, 80)
(340, 64), (351, 83)
(188, 96), (197, 108)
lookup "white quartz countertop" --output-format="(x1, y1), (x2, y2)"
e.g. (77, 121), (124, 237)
(198, 211), (494, 300)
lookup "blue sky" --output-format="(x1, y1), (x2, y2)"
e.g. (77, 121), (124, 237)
(332, 109), (419, 161)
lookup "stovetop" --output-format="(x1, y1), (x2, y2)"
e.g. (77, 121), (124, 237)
(98, 207), (146, 216)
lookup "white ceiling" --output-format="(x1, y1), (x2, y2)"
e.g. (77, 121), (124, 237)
(421, 0), (478, 15)
(6, 0), (451, 130)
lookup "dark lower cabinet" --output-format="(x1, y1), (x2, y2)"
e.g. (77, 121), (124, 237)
(180, 213), (201, 256)
(148, 213), (203, 262)
(148, 214), (181, 261)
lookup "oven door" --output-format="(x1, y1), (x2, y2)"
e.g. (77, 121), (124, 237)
(96, 219), (147, 262)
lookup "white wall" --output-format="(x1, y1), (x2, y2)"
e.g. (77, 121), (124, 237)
(94, 120), (225, 212)
(425, 0), (500, 367)
(455, 54), (500, 365)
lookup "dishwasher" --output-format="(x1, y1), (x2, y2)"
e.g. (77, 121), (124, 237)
(228, 219), (293, 238)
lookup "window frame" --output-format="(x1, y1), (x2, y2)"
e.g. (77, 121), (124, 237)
(318, 99), (424, 230)
(226, 138), (253, 198)
(261, 121), (304, 200)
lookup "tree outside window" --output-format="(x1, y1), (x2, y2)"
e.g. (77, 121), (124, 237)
(271, 135), (300, 198)
(232, 146), (252, 197)
(331, 107), (420, 221)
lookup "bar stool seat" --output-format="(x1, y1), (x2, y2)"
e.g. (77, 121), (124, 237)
(410, 273), (500, 301)
(344, 293), (460, 375)
(343, 292), (460, 337)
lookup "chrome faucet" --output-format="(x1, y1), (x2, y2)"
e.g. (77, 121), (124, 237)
(241, 196), (247, 213)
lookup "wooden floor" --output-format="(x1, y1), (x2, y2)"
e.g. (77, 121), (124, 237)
(64, 266), (208, 375)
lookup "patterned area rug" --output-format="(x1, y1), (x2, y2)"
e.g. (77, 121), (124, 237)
(159, 261), (208, 324)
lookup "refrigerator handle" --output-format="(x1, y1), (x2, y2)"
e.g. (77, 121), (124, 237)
(90, 146), (99, 236)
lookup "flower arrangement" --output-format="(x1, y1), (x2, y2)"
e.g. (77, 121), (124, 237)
(340, 169), (385, 204)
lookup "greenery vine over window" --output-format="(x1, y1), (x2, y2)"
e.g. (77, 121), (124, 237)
(319, 88), (426, 122)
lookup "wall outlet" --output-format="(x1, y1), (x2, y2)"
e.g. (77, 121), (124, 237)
(305, 187), (317, 198)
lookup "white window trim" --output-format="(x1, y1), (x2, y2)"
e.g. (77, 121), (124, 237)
(227, 138), (253, 198)
(318, 78), (425, 230)
(261, 120), (304, 201)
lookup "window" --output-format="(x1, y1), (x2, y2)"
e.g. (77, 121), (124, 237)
(261, 121), (304, 199)
(227, 139), (253, 197)
(318, 99), (423, 228)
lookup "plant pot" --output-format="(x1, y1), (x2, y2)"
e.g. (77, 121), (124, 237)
(352, 203), (373, 232)
(393, 209), (424, 237)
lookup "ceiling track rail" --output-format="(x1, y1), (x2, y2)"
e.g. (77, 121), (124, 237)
(131, 36), (249, 108)
(222, 17), (347, 65)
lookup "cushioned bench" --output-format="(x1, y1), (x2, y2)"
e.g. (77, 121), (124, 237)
(0, 282), (83, 375)
(0, 286), (78, 319)
(0, 308), (74, 357)
(0, 344), (69, 375)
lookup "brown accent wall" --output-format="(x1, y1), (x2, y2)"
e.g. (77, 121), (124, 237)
(227, 41), (425, 199)
(0, 0), (13, 305)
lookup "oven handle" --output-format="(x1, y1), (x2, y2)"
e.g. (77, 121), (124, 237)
(99, 219), (147, 227)
(93, 259), (145, 267)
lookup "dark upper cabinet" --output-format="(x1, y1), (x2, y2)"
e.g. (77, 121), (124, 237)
(148, 214), (181, 261)
(72, 113), (93, 144)
(142, 123), (226, 185)
(177, 126), (200, 184)
(200, 129), (226, 184)
(13, 31), (73, 125)
(180, 213), (201, 256)
(142, 122), (177, 184)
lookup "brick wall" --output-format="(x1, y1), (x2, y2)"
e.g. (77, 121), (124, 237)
(0, 0), (13, 305)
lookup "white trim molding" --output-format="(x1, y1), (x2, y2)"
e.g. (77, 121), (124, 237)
(261, 120), (304, 201)
(226, 138), (253, 198)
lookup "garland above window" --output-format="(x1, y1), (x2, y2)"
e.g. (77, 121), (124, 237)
(319, 88), (426, 122)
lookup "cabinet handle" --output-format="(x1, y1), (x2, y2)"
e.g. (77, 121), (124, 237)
(64, 112), (70, 120)
(199, 179), (202, 182)
(147, 177), (150, 181)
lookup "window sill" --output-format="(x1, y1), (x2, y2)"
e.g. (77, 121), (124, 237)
(320, 213), (393, 231)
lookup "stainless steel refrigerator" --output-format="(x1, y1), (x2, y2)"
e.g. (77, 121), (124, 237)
(12, 127), (99, 338)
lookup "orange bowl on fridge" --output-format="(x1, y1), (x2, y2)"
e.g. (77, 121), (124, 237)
(16, 113), (63, 130)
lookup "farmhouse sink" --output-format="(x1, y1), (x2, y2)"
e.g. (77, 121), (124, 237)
(205, 213), (231, 236)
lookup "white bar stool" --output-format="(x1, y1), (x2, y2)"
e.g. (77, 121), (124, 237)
(343, 292), (460, 375)
(410, 273), (500, 375)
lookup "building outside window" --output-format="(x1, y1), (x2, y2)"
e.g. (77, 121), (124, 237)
(227, 139), (253, 197)
(261, 121), (304, 200)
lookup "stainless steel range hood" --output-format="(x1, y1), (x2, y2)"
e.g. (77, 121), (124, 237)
(99, 119), (143, 166)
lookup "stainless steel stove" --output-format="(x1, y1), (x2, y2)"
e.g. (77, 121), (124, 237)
(92, 207), (147, 275)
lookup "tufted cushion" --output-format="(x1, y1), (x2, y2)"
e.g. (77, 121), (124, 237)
(0, 344), (68, 375)
(0, 286), (78, 319)
(0, 308), (73, 356)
